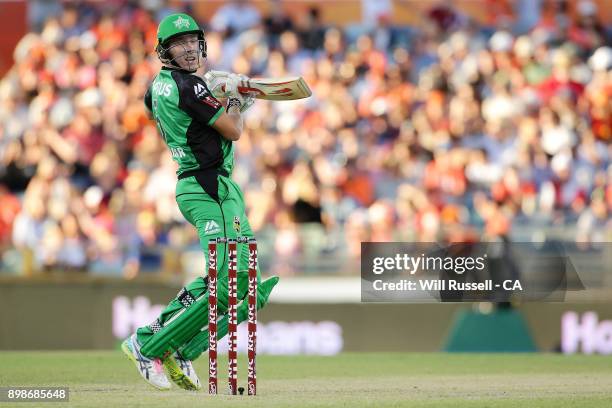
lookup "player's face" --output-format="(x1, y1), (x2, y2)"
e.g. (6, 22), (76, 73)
(168, 34), (203, 72)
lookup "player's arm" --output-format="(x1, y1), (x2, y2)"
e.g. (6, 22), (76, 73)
(212, 74), (257, 140)
(176, 73), (242, 141)
(205, 72), (257, 141)
(212, 100), (243, 141)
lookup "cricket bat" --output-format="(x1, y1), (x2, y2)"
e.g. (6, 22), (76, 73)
(204, 71), (312, 101)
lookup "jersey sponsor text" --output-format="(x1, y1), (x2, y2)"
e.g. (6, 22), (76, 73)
(170, 146), (186, 158)
(153, 81), (172, 97)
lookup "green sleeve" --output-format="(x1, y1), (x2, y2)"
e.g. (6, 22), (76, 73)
(207, 108), (223, 126)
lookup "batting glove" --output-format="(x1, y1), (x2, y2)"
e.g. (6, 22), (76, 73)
(225, 73), (256, 114)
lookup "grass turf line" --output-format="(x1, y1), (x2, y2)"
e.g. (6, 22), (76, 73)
(0, 352), (611, 407)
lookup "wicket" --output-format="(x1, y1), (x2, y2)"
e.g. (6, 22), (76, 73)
(207, 237), (258, 396)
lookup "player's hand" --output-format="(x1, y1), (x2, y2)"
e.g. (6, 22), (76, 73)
(224, 73), (256, 113)
(229, 73), (256, 113)
(203, 70), (229, 98)
(225, 74), (244, 112)
(239, 93), (255, 114)
(205, 71), (255, 113)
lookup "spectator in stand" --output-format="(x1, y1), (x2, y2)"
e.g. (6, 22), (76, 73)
(295, 7), (326, 52)
(210, 0), (261, 37)
(0, 1), (610, 277)
(263, 0), (294, 48)
(568, 0), (607, 54)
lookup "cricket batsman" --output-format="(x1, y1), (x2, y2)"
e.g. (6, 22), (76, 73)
(121, 13), (279, 391)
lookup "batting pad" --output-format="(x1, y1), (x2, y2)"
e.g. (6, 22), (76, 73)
(140, 271), (250, 359)
(179, 275), (279, 361)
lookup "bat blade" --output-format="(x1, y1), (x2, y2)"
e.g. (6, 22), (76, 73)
(219, 76), (312, 101)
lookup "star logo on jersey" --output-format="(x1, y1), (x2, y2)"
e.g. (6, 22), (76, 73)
(204, 220), (221, 236)
(173, 16), (191, 29)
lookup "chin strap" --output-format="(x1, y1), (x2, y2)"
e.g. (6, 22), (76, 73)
(163, 60), (200, 73)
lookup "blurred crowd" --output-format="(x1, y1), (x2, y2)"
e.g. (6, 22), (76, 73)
(0, 0), (610, 276)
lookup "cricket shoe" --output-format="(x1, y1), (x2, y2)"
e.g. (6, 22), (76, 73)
(163, 352), (201, 391)
(121, 334), (171, 390)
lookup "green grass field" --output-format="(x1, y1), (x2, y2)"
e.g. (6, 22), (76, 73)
(0, 351), (611, 407)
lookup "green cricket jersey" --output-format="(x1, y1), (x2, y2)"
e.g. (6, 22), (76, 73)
(144, 67), (234, 176)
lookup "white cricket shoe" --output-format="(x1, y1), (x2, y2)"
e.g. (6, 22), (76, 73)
(163, 352), (202, 391)
(121, 334), (171, 390)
